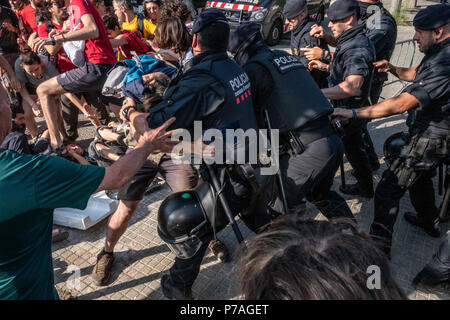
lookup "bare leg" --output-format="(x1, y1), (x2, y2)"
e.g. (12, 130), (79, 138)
(36, 77), (67, 149)
(104, 200), (140, 252)
(21, 99), (38, 138)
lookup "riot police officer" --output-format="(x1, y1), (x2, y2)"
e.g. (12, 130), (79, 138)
(228, 22), (354, 220)
(333, 4), (450, 255)
(283, 0), (329, 88)
(309, 0), (376, 198)
(129, 9), (277, 299)
(358, 0), (398, 172)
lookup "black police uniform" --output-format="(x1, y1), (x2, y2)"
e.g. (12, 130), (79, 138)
(358, 1), (398, 170)
(290, 17), (329, 88)
(328, 23), (376, 197)
(371, 36), (450, 252)
(147, 49), (268, 295)
(229, 23), (354, 219)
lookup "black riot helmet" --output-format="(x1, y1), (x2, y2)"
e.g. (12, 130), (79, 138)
(157, 182), (220, 259)
(383, 131), (410, 166)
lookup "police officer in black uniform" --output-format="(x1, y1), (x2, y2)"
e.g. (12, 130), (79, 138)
(357, 0), (398, 172)
(284, 0), (329, 88)
(309, 0), (376, 198)
(228, 22), (354, 220)
(129, 9), (274, 299)
(333, 4), (450, 255)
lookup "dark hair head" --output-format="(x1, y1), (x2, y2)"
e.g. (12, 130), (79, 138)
(19, 50), (41, 66)
(158, 0), (192, 24)
(154, 17), (192, 54)
(92, 0), (104, 6)
(196, 22), (229, 52)
(11, 104), (25, 119)
(35, 8), (52, 24)
(102, 12), (120, 31)
(141, 76), (170, 111)
(236, 215), (407, 300)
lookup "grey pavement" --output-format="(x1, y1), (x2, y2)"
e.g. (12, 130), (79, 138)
(48, 4), (450, 300)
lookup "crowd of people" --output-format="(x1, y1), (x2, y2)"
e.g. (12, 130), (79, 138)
(0, 0), (449, 300)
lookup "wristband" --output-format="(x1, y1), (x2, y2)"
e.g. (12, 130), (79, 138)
(325, 50), (331, 62)
(320, 49), (325, 61)
(50, 36), (56, 45)
(122, 106), (136, 122)
(351, 108), (357, 120)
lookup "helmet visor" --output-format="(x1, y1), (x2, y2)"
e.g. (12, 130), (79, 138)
(166, 234), (203, 260)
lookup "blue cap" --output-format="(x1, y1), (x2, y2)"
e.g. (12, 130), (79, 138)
(413, 4), (450, 30)
(192, 8), (229, 34)
(327, 0), (359, 21)
(228, 23), (262, 53)
(283, 0), (307, 19)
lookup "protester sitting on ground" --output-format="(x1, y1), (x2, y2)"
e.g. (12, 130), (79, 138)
(0, 104), (32, 154)
(31, 0), (117, 157)
(236, 215), (407, 300)
(103, 13), (151, 61)
(152, 16), (193, 67)
(0, 98), (178, 300)
(144, 0), (160, 25)
(113, 0), (156, 39)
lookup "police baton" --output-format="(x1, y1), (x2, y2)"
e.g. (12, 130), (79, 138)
(264, 109), (289, 215)
(205, 163), (245, 244)
(316, 0), (326, 25)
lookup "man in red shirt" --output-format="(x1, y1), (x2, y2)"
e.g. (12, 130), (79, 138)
(103, 13), (150, 61)
(32, 0), (117, 155)
(19, 0), (44, 34)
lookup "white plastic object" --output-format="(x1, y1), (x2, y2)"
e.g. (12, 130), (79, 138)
(53, 191), (118, 230)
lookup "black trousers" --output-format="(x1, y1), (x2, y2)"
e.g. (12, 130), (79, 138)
(371, 167), (439, 251)
(420, 234), (450, 283)
(280, 133), (354, 220)
(341, 123), (374, 193)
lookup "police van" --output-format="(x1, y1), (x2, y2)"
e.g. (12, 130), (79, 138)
(203, 0), (329, 45)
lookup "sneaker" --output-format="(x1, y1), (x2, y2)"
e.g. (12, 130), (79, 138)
(403, 212), (440, 238)
(208, 239), (231, 263)
(161, 274), (193, 300)
(91, 250), (115, 286)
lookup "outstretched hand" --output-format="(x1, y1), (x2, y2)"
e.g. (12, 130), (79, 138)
(139, 117), (178, 154)
(332, 108), (353, 122)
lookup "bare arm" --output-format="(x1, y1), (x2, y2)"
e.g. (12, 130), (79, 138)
(321, 75), (364, 100)
(32, 14), (99, 52)
(109, 34), (128, 48)
(0, 54), (21, 91)
(95, 117), (177, 192)
(332, 92), (419, 120)
(373, 60), (417, 82)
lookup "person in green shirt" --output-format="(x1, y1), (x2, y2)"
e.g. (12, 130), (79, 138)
(0, 100), (177, 299)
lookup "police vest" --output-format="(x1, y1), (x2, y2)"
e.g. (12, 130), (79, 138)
(248, 50), (333, 133)
(409, 41), (450, 136)
(329, 29), (376, 109)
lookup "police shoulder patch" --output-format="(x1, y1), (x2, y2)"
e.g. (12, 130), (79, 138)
(271, 54), (303, 74)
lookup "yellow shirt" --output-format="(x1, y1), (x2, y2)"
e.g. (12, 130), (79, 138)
(120, 16), (156, 39)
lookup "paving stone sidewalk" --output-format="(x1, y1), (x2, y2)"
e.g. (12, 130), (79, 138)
(50, 6), (450, 300)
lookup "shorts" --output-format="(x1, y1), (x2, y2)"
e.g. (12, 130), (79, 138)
(56, 62), (113, 94)
(117, 155), (198, 201)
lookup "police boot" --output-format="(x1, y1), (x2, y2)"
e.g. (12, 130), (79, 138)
(413, 267), (450, 297)
(161, 274), (193, 300)
(339, 183), (374, 199)
(403, 212), (440, 238)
